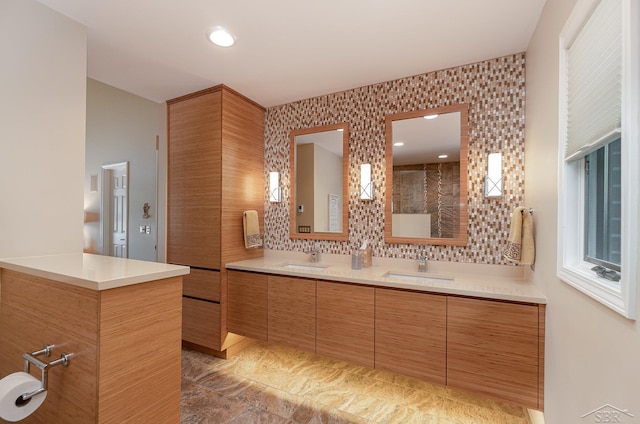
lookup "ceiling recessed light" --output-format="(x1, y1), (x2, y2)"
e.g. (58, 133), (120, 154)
(438, 154), (448, 159)
(208, 27), (236, 47)
(424, 114), (439, 120)
(393, 142), (405, 147)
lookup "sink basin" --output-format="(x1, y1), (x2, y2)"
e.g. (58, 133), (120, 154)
(278, 263), (328, 272)
(383, 271), (454, 284)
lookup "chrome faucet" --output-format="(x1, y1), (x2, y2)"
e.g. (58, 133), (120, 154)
(306, 249), (321, 263)
(417, 255), (427, 272)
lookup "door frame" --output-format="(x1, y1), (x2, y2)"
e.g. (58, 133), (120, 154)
(100, 161), (129, 257)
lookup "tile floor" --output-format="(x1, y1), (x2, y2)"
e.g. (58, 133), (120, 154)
(181, 342), (532, 424)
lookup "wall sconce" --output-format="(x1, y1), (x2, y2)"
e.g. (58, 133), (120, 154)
(360, 164), (375, 200)
(269, 171), (282, 202)
(485, 152), (502, 197)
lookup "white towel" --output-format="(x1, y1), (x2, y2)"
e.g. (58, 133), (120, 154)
(243, 210), (263, 249)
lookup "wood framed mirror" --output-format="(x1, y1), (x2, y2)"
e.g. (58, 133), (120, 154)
(290, 123), (349, 241)
(384, 104), (468, 246)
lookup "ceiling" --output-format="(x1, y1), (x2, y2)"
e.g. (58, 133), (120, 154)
(37, 0), (546, 108)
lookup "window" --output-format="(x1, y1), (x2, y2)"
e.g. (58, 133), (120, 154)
(585, 139), (621, 271)
(558, 0), (638, 319)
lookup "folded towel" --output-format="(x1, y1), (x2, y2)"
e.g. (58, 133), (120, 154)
(521, 209), (535, 265)
(504, 207), (535, 265)
(243, 210), (263, 249)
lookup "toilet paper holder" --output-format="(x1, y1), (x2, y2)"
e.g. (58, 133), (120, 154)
(19, 345), (73, 403)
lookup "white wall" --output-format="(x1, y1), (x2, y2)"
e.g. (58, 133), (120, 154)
(0, 0), (86, 258)
(84, 78), (166, 262)
(526, 0), (640, 422)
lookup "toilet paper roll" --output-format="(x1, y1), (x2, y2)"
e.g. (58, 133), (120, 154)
(0, 372), (47, 422)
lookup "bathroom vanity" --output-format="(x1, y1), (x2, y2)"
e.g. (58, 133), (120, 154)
(0, 253), (189, 424)
(226, 251), (545, 411)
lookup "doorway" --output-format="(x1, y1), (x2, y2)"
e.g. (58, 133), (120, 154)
(101, 162), (129, 258)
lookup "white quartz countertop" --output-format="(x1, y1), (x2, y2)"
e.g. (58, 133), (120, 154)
(0, 253), (190, 291)
(226, 251), (546, 304)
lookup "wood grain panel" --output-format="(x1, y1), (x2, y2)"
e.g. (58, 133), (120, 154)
(316, 281), (375, 368)
(183, 268), (220, 302)
(167, 85), (266, 356)
(268, 275), (316, 353)
(375, 288), (446, 385)
(220, 86), (265, 265)
(0, 269), (98, 424)
(447, 296), (540, 409)
(167, 89), (222, 270)
(227, 270), (268, 341)
(98, 277), (182, 423)
(538, 304), (545, 411)
(182, 297), (221, 349)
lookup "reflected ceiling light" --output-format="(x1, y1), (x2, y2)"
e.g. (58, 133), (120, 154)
(208, 27), (236, 47)
(393, 142), (405, 147)
(337, 128), (344, 132)
(424, 114), (439, 120)
(438, 154), (448, 159)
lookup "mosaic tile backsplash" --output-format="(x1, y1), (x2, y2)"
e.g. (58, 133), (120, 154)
(264, 53), (526, 264)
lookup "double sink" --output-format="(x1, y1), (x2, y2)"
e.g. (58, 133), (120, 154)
(277, 262), (454, 285)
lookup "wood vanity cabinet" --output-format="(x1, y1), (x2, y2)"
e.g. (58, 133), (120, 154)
(167, 85), (264, 356)
(374, 288), (447, 385)
(447, 296), (544, 410)
(316, 281), (375, 368)
(226, 269), (545, 410)
(268, 275), (316, 353)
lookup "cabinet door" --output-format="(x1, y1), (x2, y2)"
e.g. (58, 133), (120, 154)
(268, 275), (316, 353)
(167, 90), (222, 269)
(447, 296), (540, 409)
(316, 281), (375, 368)
(375, 289), (446, 385)
(227, 270), (267, 341)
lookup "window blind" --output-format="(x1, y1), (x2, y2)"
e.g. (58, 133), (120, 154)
(565, 0), (622, 161)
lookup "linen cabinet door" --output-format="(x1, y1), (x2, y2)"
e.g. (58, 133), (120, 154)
(375, 288), (447, 385)
(316, 281), (375, 368)
(268, 275), (316, 353)
(227, 270), (268, 341)
(167, 90), (222, 270)
(447, 296), (541, 409)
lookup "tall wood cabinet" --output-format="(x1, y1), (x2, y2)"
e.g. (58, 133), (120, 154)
(167, 85), (265, 356)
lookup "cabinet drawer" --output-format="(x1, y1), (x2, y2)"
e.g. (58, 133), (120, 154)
(182, 268), (220, 302)
(182, 297), (220, 350)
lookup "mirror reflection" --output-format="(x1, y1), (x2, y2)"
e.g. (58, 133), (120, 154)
(290, 123), (349, 241)
(385, 105), (468, 246)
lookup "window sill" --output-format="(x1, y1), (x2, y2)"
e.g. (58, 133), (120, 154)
(558, 262), (633, 319)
